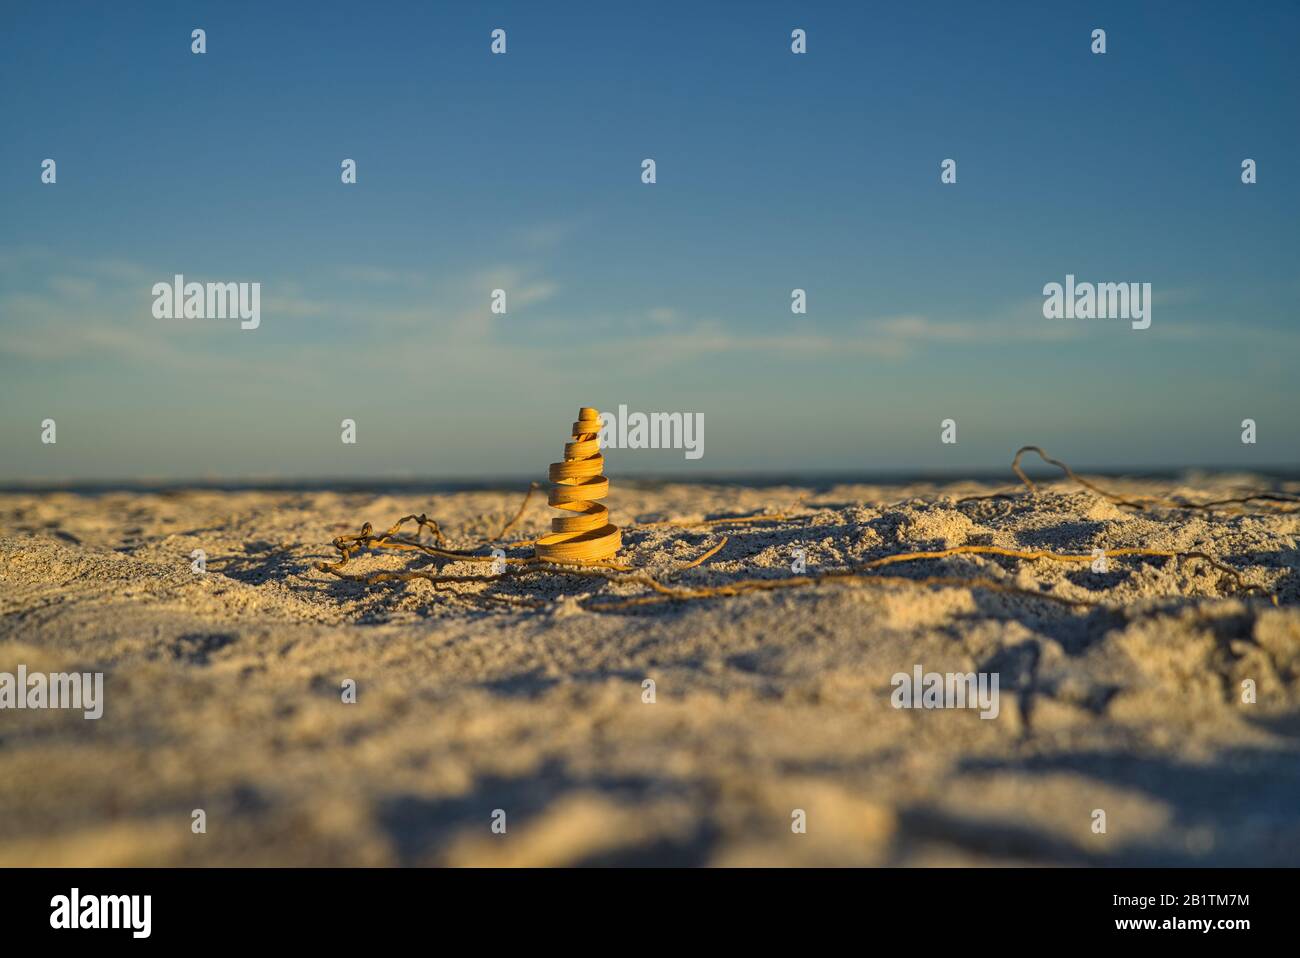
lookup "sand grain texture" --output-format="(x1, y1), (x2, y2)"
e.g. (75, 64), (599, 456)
(2, 477), (1299, 866)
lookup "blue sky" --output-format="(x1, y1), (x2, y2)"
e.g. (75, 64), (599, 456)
(2, 1), (1297, 481)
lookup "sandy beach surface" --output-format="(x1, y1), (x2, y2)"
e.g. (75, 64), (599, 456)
(2, 472), (1298, 866)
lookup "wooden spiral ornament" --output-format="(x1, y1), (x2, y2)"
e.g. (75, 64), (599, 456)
(533, 407), (622, 564)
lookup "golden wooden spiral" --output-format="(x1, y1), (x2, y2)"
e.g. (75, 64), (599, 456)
(533, 407), (622, 564)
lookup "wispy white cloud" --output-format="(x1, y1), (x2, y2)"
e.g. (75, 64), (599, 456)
(510, 218), (584, 251)
(4, 247), (1292, 389)
(337, 265), (428, 287)
(0, 249), (566, 383)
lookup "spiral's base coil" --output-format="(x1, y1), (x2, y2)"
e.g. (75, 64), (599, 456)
(534, 407), (621, 564)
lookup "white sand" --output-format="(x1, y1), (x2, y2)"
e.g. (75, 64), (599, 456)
(1, 475), (1298, 865)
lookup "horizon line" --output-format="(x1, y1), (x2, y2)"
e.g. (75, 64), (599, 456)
(4, 462), (1299, 495)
